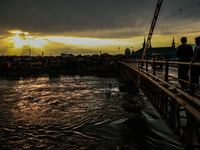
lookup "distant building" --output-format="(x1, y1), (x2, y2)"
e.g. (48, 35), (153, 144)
(61, 52), (74, 58)
(132, 50), (135, 55)
(132, 37), (177, 59)
(61, 52), (67, 57)
(171, 36), (175, 48)
(125, 47), (131, 56)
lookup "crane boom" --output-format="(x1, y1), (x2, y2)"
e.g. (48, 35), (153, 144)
(141, 0), (163, 60)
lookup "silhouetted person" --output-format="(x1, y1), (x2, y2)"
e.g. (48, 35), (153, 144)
(192, 36), (200, 86)
(176, 37), (193, 89)
(106, 91), (111, 98)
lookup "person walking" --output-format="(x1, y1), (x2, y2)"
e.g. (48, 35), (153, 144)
(192, 36), (200, 85)
(176, 37), (193, 89)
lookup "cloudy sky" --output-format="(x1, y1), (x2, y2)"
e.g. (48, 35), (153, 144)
(0, 0), (200, 56)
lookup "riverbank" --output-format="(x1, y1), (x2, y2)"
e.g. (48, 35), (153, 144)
(0, 63), (120, 79)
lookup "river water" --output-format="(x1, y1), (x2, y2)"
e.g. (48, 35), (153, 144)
(0, 75), (184, 150)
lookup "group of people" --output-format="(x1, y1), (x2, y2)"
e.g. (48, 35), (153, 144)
(176, 36), (200, 91)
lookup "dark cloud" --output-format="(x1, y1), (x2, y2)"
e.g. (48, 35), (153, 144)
(155, 0), (200, 35)
(0, 0), (199, 39)
(0, 0), (155, 38)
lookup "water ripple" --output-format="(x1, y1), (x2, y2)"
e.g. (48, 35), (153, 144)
(0, 76), (184, 150)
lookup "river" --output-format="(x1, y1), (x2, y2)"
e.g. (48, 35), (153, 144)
(0, 75), (184, 150)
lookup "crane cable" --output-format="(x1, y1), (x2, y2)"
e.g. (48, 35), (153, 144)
(141, 0), (163, 60)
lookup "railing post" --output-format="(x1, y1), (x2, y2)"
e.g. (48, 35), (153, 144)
(141, 60), (143, 69)
(153, 59), (156, 75)
(146, 60), (148, 72)
(169, 99), (179, 129)
(160, 92), (167, 118)
(189, 62), (194, 94)
(185, 113), (198, 149)
(165, 61), (168, 82)
(138, 60), (140, 68)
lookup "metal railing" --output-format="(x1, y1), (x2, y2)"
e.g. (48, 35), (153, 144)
(123, 59), (200, 93)
(120, 60), (200, 149)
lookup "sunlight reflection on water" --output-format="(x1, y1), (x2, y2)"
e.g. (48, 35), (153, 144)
(0, 75), (184, 150)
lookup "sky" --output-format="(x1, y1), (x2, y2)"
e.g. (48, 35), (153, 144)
(0, 0), (200, 56)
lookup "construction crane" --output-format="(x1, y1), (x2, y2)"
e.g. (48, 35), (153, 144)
(141, 0), (163, 60)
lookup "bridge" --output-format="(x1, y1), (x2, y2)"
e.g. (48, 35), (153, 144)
(119, 0), (200, 149)
(120, 60), (200, 149)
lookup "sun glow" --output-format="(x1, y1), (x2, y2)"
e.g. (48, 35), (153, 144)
(44, 36), (132, 48)
(7, 30), (136, 55)
(9, 30), (23, 34)
(8, 30), (129, 50)
(8, 30), (48, 49)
